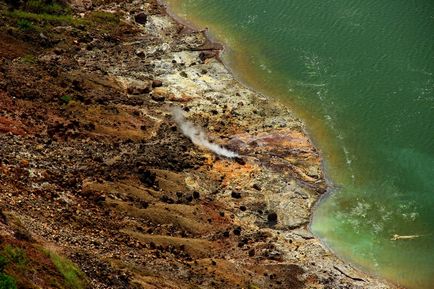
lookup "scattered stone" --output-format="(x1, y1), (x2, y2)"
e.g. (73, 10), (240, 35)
(0, 209), (7, 224)
(53, 48), (64, 55)
(231, 192), (242, 199)
(139, 201), (149, 209)
(134, 12), (148, 25)
(138, 169), (157, 187)
(95, 194), (106, 205)
(128, 85), (151, 95)
(267, 212), (278, 224)
(233, 226), (242, 236)
(14, 227), (33, 242)
(264, 250), (283, 261)
(199, 51), (216, 62)
(135, 49), (146, 57)
(192, 191), (200, 199)
(151, 93), (165, 101)
(83, 123), (96, 131)
(160, 195), (174, 204)
(152, 80), (163, 88)
(72, 79), (82, 91)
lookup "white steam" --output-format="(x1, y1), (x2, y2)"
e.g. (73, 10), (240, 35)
(171, 107), (239, 158)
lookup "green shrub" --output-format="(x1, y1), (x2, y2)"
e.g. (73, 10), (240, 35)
(60, 95), (72, 104)
(17, 18), (33, 30)
(0, 273), (17, 289)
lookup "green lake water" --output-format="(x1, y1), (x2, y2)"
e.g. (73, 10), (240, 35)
(164, 1), (434, 288)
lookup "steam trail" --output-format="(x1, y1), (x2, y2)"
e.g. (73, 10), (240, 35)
(171, 107), (239, 158)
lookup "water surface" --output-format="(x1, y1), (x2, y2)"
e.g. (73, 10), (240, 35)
(164, 1), (434, 288)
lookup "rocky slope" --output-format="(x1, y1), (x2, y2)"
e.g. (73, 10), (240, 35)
(0, 0), (398, 288)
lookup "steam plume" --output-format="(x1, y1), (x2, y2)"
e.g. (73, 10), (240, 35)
(171, 107), (239, 158)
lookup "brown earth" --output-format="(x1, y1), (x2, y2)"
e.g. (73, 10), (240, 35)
(0, 1), (398, 288)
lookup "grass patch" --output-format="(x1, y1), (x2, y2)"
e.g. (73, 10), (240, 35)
(8, 10), (80, 25)
(46, 251), (85, 289)
(6, 0), (78, 28)
(25, 0), (70, 15)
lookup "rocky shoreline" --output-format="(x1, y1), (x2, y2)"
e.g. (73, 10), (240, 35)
(0, 0), (397, 288)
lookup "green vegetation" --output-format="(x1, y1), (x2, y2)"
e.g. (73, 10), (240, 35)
(1, 245), (27, 267)
(9, 10), (78, 25)
(87, 10), (120, 24)
(60, 95), (72, 104)
(6, 0), (82, 29)
(17, 18), (34, 30)
(21, 54), (37, 64)
(0, 257), (7, 272)
(6, 0), (122, 33)
(25, 0), (70, 15)
(0, 243), (86, 288)
(0, 247), (18, 289)
(47, 251), (85, 289)
(0, 273), (17, 289)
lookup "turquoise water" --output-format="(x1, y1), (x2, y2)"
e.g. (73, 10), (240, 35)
(164, 1), (434, 288)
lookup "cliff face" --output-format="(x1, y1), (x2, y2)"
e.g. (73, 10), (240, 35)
(0, 1), (396, 288)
